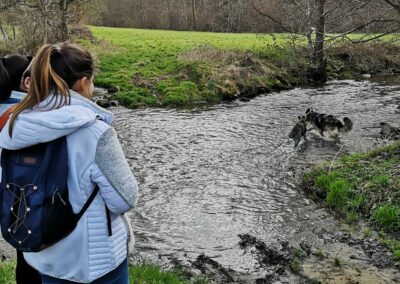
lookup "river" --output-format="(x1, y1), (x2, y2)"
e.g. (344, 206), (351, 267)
(114, 77), (400, 282)
(1, 77), (399, 283)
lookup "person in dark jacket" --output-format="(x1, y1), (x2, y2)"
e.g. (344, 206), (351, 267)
(0, 54), (40, 284)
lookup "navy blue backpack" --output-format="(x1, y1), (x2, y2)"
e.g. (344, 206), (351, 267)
(0, 136), (99, 252)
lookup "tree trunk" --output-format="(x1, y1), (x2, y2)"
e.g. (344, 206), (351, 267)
(43, 16), (48, 44)
(166, 0), (172, 29)
(0, 26), (8, 41)
(59, 0), (69, 41)
(183, 0), (189, 30)
(191, 0), (197, 30)
(314, 0), (326, 82)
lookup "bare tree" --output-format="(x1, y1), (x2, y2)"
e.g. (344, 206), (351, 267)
(94, 0), (400, 34)
(314, 0), (326, 80)
(190, 0), (197, 30)
(0, 0), (100, 53)
(252, 0), (399, 81)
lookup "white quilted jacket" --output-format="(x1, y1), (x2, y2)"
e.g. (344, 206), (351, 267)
(0, 91), (139, 283)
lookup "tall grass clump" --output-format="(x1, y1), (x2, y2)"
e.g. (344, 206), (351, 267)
(372, 205), (400, 231)
(303, 142), (400, 233)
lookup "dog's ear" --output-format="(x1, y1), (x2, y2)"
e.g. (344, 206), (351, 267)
(305, 108), (310, 114)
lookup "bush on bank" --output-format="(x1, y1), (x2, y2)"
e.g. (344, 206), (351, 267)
(78, 27), (400, 109)
(302, 142), (400, 261)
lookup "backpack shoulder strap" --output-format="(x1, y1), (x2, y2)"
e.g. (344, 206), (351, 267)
(76, 186), (100, 220)
(0, 105), (15, 131)
(75, 185), (112, 236)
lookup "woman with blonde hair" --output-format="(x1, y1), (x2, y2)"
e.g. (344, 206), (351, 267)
(0, 42), (138, 283)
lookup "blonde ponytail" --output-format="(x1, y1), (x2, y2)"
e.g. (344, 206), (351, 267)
(8, 43), (93, 137)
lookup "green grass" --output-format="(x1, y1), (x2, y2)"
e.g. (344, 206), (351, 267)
(74, 27), (400, 108)
(80, 26), (298, 108)
(289, 258), (302, 274)
(129, 263), (192, 284)
(333, 256), (342, 267)
(0, 261), (201, 284)
(303, 142), (400, 262)
(0, 261), (15, 284)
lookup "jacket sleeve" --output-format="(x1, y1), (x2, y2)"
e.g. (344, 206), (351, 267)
(91, 127), (139, 214)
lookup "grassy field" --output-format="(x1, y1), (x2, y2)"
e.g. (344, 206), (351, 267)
(1, 26), (399, 108)
(79, 26), (296, 108)
(0, 261), (204, 284)
(302, 142), (400, 263)
(76, 27), (399, 109)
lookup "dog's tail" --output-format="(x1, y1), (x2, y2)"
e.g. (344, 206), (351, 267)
(339, 117), (353, 132)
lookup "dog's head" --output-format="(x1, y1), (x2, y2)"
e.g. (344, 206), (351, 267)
(305, 108), (314, 115)
(305, 108), (316, 122)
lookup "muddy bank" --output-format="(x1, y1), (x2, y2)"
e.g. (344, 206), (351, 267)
(171, 231), (399, 283)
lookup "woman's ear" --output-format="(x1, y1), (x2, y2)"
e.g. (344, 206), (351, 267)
(21, 77), (31, 92)
(72, 76), (93, 98)
(72, 77), (86, 92)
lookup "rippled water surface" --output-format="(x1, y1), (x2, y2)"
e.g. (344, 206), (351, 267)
(113, 78), (400, 272)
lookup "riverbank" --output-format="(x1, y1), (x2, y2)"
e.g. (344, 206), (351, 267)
(301, 141), (400, 265)
(77, 26), (400, 108)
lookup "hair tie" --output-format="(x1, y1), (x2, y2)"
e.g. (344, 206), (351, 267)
(53, 44), (61, 52)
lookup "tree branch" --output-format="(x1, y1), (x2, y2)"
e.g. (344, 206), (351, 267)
(384, 0), (400, 14)
(252, 1), (291, 33)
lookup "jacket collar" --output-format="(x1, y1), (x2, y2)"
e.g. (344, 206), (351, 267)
(36, 90), (114, 125)
(69, 91), (114, 125)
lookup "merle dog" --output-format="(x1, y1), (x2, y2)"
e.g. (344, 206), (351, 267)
(305, 108), (353, 140)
